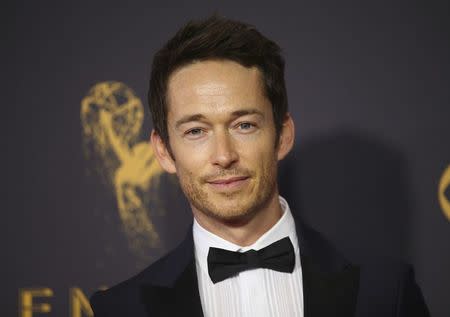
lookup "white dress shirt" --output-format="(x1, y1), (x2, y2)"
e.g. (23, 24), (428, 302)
(193, 196), (304, 317)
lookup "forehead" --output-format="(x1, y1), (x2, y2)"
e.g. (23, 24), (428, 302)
(166, 60), (269, 118)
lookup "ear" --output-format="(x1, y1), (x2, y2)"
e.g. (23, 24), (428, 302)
(150, 130), (177, 174)
(276, 113), (295, 161)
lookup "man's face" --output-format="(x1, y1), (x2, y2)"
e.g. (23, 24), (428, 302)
(153, 60), (293, 223)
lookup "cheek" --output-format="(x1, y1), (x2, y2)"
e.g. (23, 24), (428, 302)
(172, 141), (210, 168)
(238, 138), (277, 166)
(175, 158), (201, 179)
(173, 151), (210, 188)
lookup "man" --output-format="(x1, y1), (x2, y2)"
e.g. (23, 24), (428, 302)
(90, 15), (430, 316)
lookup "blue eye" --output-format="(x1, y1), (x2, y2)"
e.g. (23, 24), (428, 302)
(187, 128), (203, 135)
(185, 128), (206, 139)
(238, 122), (256, 131)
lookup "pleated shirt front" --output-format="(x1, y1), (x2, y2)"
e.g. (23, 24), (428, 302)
(193, 196), (304, 317)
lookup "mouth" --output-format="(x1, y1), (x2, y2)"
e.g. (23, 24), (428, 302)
(206, 176), (250, 191)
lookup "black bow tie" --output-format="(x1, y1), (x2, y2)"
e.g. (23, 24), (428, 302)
(207, 237), (295, 284)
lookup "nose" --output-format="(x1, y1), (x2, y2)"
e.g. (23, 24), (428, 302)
(211, 130), (239, 168)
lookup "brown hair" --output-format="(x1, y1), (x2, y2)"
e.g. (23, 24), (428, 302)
(148, 15), (288, 149)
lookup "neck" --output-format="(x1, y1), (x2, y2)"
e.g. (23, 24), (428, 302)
(192, 190), (283, 246)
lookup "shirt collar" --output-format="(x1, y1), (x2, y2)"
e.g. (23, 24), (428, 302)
(193, 196), (299, 276)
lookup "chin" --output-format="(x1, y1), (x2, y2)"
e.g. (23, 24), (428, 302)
(204, 202), (260, 225)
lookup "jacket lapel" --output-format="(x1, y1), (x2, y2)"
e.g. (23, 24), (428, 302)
(140, 216), (359, 317)
(140, 231), (204, 317)
(295, 219), (360, 317)
(301, 255), (360, 317)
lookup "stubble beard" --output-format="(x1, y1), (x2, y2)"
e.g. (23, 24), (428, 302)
(178, 162), (278, 227)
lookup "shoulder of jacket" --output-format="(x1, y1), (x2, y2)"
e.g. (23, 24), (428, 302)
(89, 234), (194, 315)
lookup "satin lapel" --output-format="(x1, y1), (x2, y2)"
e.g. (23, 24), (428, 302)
(302, 255), (359, 317)
(295, 219), (360, 317)
(140, 230), (204, 317)
(141, 260), (204, 317)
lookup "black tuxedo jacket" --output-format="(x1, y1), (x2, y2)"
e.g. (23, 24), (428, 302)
(90, 218), (430, 317)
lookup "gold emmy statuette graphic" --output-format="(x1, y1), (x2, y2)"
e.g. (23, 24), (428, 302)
(438, 164), (450, 221)
(81, 81), (164, 260)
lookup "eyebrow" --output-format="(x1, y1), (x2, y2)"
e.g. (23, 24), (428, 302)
(174, 109), (265, 129)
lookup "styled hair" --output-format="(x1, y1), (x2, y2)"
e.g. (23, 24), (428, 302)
(148, 15), (288, 149)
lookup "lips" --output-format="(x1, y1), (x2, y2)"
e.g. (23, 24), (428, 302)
(206, 176), (250, 191)
(207, 176), (249, 184)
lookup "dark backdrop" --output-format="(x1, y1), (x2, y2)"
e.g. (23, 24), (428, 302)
(4, 1), (449, 316)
